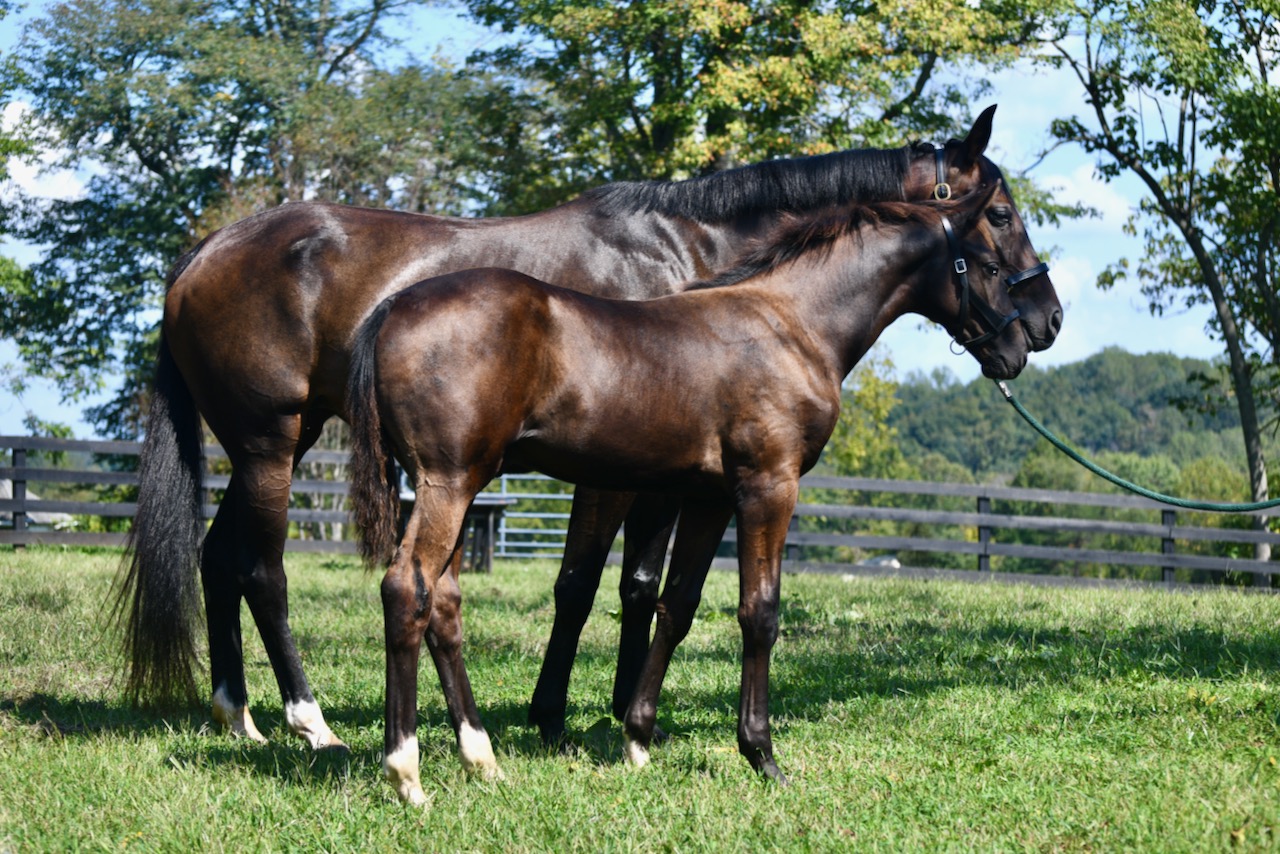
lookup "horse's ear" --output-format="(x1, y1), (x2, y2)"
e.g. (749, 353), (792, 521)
(960, 105), (997, 165)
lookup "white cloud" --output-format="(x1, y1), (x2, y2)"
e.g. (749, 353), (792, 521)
(1044, 163), (1134, 228)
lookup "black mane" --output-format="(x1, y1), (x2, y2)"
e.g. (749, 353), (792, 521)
(584, 146), (912, 224)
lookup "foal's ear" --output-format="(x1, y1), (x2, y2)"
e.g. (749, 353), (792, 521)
(959, 105), (997, 165)
(948, 181), (1002, 235)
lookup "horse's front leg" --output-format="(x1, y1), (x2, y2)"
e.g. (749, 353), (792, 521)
(622, 496), (733, 767)
(732, 474), (798, 784)
(529, 488), (634, 744)
(381, 494), (472, 806)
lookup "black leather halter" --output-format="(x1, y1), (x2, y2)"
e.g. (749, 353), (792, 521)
(941, 214), (1021, 350)
(926, 142), (1051, 294)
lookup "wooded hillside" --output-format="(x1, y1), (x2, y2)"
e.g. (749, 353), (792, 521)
(887, 348), (1265, 492)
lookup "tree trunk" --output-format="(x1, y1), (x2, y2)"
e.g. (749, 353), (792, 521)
(1185, 231), (1271, 566)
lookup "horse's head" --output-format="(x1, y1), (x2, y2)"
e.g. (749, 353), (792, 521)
(915, 185), (1037, 380)
(903, 106), (1063, 352)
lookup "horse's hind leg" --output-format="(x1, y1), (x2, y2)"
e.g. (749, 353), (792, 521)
(622, 496), (733, 767)
(203, 439), (343, 750)
(528, 488), (634, 744)
(201, 482), (268, 743)
(382, 491), (477, 805)
(426, 544), (500, 779)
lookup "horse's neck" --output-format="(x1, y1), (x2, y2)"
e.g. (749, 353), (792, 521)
(753, 226), (928, 380)
(446, 208), (755, 298)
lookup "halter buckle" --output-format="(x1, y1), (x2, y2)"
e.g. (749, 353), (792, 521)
(931, 143), (951, 201)
(953, 258), (968, 276)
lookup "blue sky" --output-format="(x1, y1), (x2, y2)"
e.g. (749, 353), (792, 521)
(0, 3), (1222, 437)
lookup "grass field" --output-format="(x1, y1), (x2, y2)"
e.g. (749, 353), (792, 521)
(2, 548), (1280, 851)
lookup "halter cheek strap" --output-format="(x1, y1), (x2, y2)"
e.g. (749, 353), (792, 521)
(941, 214), (1021, 351)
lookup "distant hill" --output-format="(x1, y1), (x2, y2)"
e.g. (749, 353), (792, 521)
(889, 348), (1260, 480)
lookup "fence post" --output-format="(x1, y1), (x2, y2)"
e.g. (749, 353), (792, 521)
(12, 446), (27, 550)
(786, 514), (799, 562)
(1161, 509), (1176, 584)
(496, 474), (509, 559)
(977, 495), (991, 571)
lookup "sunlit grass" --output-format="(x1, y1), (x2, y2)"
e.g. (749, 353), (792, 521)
(2, 547), (1279, 850)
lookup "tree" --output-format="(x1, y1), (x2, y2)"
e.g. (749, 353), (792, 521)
(463, 0), (1065, 194)
(1044, 0), (1280, 560)
(1, 0), (493, 436)
(823, 348), (913, 480)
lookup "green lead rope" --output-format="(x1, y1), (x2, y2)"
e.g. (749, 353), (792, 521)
(996, 381), (1280, 513)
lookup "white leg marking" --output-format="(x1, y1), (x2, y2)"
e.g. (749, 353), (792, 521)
(284, 699), (346, 750)
(623, 733), (651, 768)
(211, 685), (267, 744)
(457, 722), (502, 780)
(384, 736), (428, 807)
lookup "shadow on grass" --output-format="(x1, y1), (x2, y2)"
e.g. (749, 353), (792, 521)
(8, 584), (1280, 790)
(0, 693), (209, 740)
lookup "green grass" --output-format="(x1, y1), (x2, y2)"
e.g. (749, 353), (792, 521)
(2, 548), (1280, 851)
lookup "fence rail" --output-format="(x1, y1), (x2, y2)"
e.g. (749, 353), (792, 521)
(3, 435), (1277, 588)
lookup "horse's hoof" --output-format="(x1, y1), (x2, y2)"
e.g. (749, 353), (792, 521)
(759, 760), (788, 786)
(317, 738), (351, 756)
(531, 713), (567, 749)
(623, 733), (651, 768)
(552, 736), (584, 757)
(211, 691), (268, 744)
(458, 722), (503, 780)
(398, 782), (429, 807)
(285, 700), (346, 752)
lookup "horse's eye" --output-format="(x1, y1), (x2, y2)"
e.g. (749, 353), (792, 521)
(988, 207), (1013, 227)
(983, 263), (1000, 278)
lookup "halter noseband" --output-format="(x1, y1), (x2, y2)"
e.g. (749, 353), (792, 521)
(941, 214), (1021, 352)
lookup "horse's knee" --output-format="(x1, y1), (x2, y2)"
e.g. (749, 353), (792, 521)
(618, 564), (661, 608)
(552, 570), (596, 614)
(738, 602), (779, 649)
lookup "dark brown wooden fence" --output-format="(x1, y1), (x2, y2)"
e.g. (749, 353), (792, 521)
(4, 435), (1277, 589)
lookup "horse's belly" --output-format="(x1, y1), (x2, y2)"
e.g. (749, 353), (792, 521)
(505, 434), (723, 495)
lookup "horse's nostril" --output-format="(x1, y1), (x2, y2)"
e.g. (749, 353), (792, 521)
(1049, 308), (1063, 336)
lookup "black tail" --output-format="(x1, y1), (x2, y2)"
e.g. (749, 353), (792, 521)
(113, 333), (205, 707)
(347, 297), (401, 567)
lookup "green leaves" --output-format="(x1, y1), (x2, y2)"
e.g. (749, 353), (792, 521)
(464, 0), (1063, 184)
(4, 0), (495, 436)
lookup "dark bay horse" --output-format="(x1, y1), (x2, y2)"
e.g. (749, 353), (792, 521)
(346, 187), (1043, 804)
(117, 106), (1060, 752)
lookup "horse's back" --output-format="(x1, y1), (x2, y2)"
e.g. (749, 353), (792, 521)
(163, 202), (463, 426)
